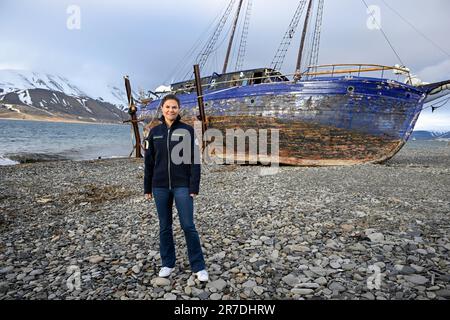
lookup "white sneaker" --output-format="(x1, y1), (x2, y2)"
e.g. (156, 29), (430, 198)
(158, 267), (174, 278)
(195, 269), (209, 282)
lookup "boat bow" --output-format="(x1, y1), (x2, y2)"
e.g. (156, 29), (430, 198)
(417, 80), (450, 103)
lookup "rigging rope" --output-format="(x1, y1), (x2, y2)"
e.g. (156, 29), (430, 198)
(235, 0), (253, 71)
(189, 20), (235, 81)
(306, 0), (324, 75)
(169, 1), (232, 83)
(270, 0), (309, 71)
(361, 0), (407, 67)
(182, 0), (237, 80)
(422, 97), (450, 112)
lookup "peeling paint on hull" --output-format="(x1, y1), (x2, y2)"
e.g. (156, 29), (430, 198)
(208, 116), (405, 165)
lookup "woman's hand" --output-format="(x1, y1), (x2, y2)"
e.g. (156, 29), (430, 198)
(144, 193), (153, 200)
(190, 193), (197, 198)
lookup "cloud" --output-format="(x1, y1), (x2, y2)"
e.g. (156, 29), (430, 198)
(1, 0), (449, 130)
(0, 41), (36, 71)
(415, 108), (450, 131)
(0, 62), (29, 70)
(416, 59), (450, 83)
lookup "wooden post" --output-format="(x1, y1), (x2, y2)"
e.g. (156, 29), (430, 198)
(124, 76), (143, 158)
(193, 64), (207, 152)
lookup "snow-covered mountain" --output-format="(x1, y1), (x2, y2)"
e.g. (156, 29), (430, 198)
(0, 69), (133, 109)
(0, 70), (87, 97)
(410, 130), (450, 140)
(0, 70), (131, 123)
(98, 84), (130, 111)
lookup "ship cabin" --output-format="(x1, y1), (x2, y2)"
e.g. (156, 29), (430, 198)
(170, 68), (289, 94)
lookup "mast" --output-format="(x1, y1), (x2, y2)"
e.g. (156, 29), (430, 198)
(295, 0), (314, 75)
(223, 0), (245, 74)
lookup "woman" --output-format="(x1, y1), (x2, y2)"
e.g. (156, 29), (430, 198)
(144, 94), (208, 282)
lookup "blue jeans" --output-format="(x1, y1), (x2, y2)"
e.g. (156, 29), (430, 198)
(152, 187), (205, 273)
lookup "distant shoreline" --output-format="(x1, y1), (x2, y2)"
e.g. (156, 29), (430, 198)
(0, 115), (126, 126)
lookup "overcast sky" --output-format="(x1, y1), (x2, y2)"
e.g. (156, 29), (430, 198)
(1, 0), (449, 130)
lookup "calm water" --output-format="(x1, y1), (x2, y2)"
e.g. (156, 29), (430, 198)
(0, 119), (139, 165)
(0, 119), (448, 166)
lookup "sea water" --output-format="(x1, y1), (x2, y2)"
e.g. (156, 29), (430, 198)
(0, 118), (448, 166)
(0, 119), (139, 165)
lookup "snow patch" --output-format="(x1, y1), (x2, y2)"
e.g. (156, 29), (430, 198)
(85, 105), (93, 113)
(0, 155), (19, 166)
(18, 90), (32, 105)
(2, 104), (21, 113)
(155, 85), (172, 93)
(75, 97), (93, 113)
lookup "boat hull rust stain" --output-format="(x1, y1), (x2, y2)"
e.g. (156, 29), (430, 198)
(208, 116), (404, 165)
(144, 115), (405, 165)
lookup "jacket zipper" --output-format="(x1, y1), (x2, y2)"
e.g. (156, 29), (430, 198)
(167, 128), (171, 189)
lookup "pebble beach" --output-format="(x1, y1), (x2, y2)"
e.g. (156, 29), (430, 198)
(0, 143), (449, 300)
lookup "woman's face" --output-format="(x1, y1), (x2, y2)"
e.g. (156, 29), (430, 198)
(161, 99), (180, 121)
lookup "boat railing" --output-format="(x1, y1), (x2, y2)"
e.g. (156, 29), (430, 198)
(160, 64), (411, 96)
(303, 63), (412, 81)
(168, 73), (298, 95)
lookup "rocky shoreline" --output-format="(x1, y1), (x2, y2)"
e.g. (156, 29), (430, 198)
(0, 144), (449, 300)
(0, 114), (123, 125)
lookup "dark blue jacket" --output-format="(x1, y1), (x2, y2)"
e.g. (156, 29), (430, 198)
(144, 115), (201, 194)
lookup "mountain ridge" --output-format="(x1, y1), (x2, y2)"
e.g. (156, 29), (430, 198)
(0, 70), (132, 123)
(410, 130), (450, 140)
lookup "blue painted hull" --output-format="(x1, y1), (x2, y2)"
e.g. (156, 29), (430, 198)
(139, 77), (426, 165)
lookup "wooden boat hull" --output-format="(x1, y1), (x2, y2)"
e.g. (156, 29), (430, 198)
(139, 77), (426, 166)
